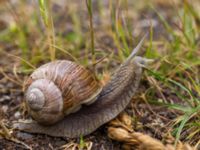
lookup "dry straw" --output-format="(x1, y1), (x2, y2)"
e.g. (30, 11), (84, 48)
(107, 113), (196, 150)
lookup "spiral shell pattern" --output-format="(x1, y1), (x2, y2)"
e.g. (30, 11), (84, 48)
(24, 60), (102, 124)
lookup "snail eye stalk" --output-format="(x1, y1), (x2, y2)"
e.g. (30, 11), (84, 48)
(126, 33), (148, 63)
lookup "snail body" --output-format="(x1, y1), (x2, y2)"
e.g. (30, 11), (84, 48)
(14, 35), (153, 138)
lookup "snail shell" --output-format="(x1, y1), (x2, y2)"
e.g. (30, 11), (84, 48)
(14, 34), (153, 137)
(24, 61), (102, 125)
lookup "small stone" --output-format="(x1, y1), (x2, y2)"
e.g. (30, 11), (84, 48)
(14, 111), (21, 119)
(0, 95), (11, 103)
(55, 140), (67, 146)
(6, 82), (14, 88)
(0, 84), (4, 89)
(2, 105), (8, 113)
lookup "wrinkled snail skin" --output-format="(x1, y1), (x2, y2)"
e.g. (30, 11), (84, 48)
(14, 35), (151, 138)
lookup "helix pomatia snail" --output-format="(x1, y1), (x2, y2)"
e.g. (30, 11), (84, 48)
(14, 35), (153, 138)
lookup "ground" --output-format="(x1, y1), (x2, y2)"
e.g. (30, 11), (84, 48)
(0, 0), (200, 150)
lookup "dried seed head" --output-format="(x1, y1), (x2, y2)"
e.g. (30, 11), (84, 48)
(119, 113), (132, 127)
(132, 132), (165, 150)
(108, 127), (132, 142)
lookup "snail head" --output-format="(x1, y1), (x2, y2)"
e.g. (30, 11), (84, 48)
(126, 33), (154, 67)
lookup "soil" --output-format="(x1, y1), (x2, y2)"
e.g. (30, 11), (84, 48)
(0, 0), (199, 150)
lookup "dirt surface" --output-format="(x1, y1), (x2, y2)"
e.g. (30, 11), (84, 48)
(0, 0), (199, 150)
(0, 68), (180, 150)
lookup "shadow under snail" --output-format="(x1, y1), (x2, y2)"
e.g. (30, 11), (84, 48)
(14, 35), (153, 138)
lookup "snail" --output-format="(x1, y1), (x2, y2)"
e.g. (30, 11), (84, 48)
(14, 35), (153, 138)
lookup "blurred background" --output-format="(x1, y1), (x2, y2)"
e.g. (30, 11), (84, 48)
(0, 0), (199, 149)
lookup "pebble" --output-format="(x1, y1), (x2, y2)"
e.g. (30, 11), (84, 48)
(55, 140), (67, 146)
(2, 105), (8, 113)
(14, 111), (21, 119)
(6, 82), (14, 88)
(0, 95), (11, 103)
(0, 84), (4, 89)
